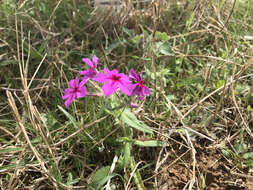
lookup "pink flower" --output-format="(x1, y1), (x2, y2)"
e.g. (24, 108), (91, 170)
(94, 68), (133, 97)
(79, 55), (98, 80)
(62, 77), (87, 108)
(129, 69), (150, 100)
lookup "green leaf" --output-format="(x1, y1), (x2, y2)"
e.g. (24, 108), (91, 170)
(66, 172), (79, 187)
(244, 159), (253, 167)
(129, 156), (146, 190)
(123, 27), (135, 37)
(155, 31), (170, 41)
(89, 166), (117, 190)
(0, 60), (17, 67)
(216, 80), (225, 89)
(156, 41), (174, 56)
(120, 109), (153, 134)
(58, 105), (78, 128)
(0, 147), (25, 153)
(123, 142), (131, 167)
(186, 11), (195, 32)
(0, 160), (38, 172)
(105, 41), (120, 54)
(242, 152), (253, 159)
(133, 140), (169, 147)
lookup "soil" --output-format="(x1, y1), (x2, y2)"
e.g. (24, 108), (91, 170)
(155, 141), (252, 190)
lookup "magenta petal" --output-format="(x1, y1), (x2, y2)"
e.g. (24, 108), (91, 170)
(129, 69), (139, 81)
(102, 82), (118, 97)
(92, 55), (98, 67)
(64, 95), (75, 108)
(110, 69), (119, 75)
(76, 86), (87, 98)
(119, 82), (133, 96)
(80, 69), (96, 78)
(63, 88), (72, 94)
(79, 78), (87, 86)
(93, 72), (107, 82)
(69, 77), (79, 88)
(79, 70), (91, 75)
(140, 72), (143, 80)
(68, 78), (75, 88)
(62, 93), (70, 99)
(119, 73), (130, 81)
(82, 58), (93, 67)
(143, 86), (150, 96)
(132, 86), (142, 96)
(103, 68), (111, 74)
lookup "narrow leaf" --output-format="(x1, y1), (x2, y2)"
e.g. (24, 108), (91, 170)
(58, 105), (78, 128)
(133, 140), (169, 147)
(120, 109), (153, 134)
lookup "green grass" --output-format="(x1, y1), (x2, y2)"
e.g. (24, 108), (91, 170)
(0, 0), (253, 189)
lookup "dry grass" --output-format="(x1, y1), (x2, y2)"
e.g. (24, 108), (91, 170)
(0, 0), (253, 189)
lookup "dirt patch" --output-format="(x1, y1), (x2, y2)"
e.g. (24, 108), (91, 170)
(157, 142), (248, 190)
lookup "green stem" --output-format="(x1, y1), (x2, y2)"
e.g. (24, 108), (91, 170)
(130, 156), (146, 190)
(120, 113), (145, 190)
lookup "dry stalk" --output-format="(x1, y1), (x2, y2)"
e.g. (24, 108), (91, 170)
(6, 90), (49, 187)
(154, 146), (170, 190)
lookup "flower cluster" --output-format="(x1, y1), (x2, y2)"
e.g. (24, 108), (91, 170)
(62, 55), (150, 108)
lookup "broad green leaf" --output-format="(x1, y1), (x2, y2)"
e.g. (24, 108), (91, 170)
(244, 159), (253, 167)
(243, 152), (253, 159)
(156, 41), (174, 56)
(58, 105), (78, 128)
(120, 109), (153, 134)
(130, 35), (142, 45)
(155, 31), (170, 41)
(90, 166), (117, 190)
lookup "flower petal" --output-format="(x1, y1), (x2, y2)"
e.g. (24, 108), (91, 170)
(62, 93), (70, 99)
(79, 78), (87, 86)
(119, 81), (133, 96)
(92, 55), (98, 68)
(102, 82), (118, 97)
(79, 69), (91, 75)
(129, 69), (139, 81)
(64, 95), (75, 108)
(142, 86), (150, 96)
(140, 71), (143, 80)
(76, 86), (87, 98)
(68, 79), (75, 88)
(104, 68), (111, 74)
(132, 85), (142, 96)
(110, 69), (119, 75)
(82, 58), (93, 67)
(68, 77), (79, 88)
(93, 72), (107, 82)
(80, 69), (96, 78)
